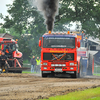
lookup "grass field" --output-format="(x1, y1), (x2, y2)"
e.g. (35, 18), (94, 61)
(41, 87), (100, 100)
(22, 71), (35, 74)
(22, 71), (40, 74)
(93, 73), (100, 76)
(94, 65), (100, 73)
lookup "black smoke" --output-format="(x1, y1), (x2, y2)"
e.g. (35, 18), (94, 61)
(38, 0), (59, 31)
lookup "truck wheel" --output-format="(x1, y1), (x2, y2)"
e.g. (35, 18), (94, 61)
(71, 71), (77, 78)
(49, 72), (55, 77)
(41, 71), (48, 77)
(87, 54), (94, 75)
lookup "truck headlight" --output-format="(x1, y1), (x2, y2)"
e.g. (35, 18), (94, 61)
(70, 63), (74, 66)
(70, 67), (74, 70)
(44, 67), (47, 69)
(51, 64), (54, 66)
(58, 64), (62, 66)
(62, 64), (66, 66)
(55, 64), (58, 66)
(43, 63), (47, 65)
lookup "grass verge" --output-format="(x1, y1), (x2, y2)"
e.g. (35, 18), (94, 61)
(41, 87), (100, 100)
(22, 71), (36, 74)
(93, 73), (100, 76)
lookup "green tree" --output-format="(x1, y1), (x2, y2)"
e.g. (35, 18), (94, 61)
(0, 28), (6, 33)
(56, 0), (100, 38)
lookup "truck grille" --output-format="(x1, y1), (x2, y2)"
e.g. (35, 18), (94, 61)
(43, 53), (74, 60)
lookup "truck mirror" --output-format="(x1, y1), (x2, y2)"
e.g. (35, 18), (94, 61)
(77, 41), (80, 48)
(39, 40), (41, 47)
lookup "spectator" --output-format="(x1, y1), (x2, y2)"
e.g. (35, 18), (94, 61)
(4, 44), (11, 54)
(0, 52), (7, 68)
(1, 52), (7, 60)
(30, 56), (36, 73)
(36, 57), (40, 73)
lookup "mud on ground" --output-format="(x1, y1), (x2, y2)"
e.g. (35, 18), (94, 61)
(0, 73), (100, 100)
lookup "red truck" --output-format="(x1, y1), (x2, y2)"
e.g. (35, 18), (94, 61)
(39, 31), (82, 78)
(0, 37), (23, 73)
(39, 31), (94, 78)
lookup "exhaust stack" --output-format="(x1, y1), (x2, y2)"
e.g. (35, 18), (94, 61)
(34, 0), (59, 31)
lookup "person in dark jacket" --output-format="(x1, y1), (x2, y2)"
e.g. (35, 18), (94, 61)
(30, 56), (36, 73)
(0, 52), (7, 60)
(4, 44), (11, 54)
(0, 52), (7, 68)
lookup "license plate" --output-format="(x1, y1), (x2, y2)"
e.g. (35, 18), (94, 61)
(54, 68), (63, 72)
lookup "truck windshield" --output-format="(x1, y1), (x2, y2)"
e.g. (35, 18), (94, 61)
(43, 37), (75, 48)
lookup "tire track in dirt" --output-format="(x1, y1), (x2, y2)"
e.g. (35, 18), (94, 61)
(0, 73), (100, 100)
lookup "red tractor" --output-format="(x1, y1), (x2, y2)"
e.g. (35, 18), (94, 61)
(0, 37), (23, 73)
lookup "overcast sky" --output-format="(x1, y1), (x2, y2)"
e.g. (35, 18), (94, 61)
(0, 0), (76, 30)
(0, 0), (13, 23)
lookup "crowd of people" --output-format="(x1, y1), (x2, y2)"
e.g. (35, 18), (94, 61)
(30, 56), (40, 73)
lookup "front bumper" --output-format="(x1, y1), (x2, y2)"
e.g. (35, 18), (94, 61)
(41, 66), (77, 72)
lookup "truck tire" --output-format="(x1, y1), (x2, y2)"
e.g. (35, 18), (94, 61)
(41, 71), (48, 77)
(87, 54), (94, 75)
(50, 72), (55, 77)
(71, 71), (77, 78)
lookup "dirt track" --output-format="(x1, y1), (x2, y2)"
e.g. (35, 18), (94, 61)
(0, 73), (100, 100)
